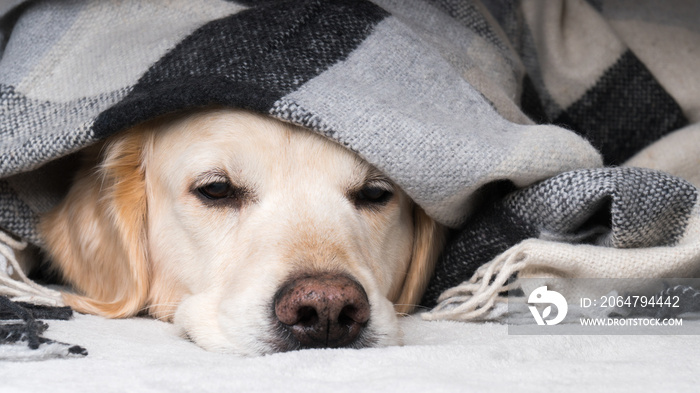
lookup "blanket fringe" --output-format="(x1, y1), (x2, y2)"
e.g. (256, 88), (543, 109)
(0, 230), (64, 307)
(422, 244), (529, 321)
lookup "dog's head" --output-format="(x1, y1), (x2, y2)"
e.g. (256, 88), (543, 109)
(40, 109), (444, 355)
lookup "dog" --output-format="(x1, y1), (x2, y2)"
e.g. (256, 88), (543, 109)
(38, 108), (444, 355)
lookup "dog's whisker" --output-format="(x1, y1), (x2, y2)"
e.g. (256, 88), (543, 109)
(153, 313), (179, 322)
(149, 309), (181, 321)
(143, 302), (180, 307)
(393, 303), (431, 310)
(139, 303), (180, 315)
(140, 302), (179, 309)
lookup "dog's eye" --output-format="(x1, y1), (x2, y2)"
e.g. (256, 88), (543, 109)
(354, 185), (393, 207)
(197, 182), (234, 200)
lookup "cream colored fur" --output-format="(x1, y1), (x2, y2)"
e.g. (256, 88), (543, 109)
(39, 109), (444, 355)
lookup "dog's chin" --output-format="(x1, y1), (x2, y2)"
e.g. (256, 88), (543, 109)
(171, 291), (403, 356)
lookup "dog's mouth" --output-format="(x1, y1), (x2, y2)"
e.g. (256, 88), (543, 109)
(267, 272), (379, 352)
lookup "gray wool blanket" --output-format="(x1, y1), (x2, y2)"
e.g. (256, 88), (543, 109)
(2, 0), (700, 358)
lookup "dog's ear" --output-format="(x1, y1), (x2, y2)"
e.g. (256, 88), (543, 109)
(392, 205), (445, 314)
(39, 126), (154, 318)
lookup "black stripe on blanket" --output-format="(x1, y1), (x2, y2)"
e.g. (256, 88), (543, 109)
(421, 205), (536, 308)
(554, 50), (688, 166)
(93, 0), (388, 139)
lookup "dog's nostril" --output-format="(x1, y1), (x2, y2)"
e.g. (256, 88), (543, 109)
(338, 305), (361, 326)
(296, 306), (318, 326)
(274, 273), (370, 349)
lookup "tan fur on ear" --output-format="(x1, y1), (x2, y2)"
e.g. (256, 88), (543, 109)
(392, 205), (446, 315)
(39, 126), (154, 318)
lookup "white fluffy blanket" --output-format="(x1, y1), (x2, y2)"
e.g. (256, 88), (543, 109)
(2, 314), (699, 392)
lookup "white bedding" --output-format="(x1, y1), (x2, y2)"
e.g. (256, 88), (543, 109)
(2, 314), (698, 392)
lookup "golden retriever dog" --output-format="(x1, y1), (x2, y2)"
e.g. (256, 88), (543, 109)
(38, 108), (444, 355)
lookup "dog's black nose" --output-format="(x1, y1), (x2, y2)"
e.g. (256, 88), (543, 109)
(274, 273), (370, 349)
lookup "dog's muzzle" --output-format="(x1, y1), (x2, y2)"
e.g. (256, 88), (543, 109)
(273, 273), (370, 350)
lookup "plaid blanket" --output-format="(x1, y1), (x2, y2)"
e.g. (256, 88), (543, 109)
(2, 0), (700, 355)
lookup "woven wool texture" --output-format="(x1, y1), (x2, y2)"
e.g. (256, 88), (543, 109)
(1, 0), (700, 325)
